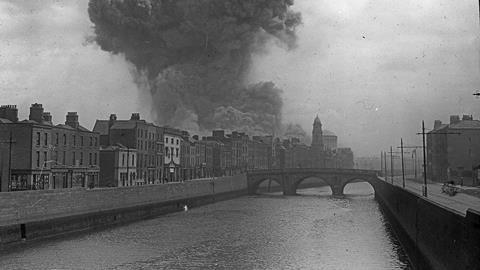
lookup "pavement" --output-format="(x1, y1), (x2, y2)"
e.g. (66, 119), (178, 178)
(378, 175), (480, 215)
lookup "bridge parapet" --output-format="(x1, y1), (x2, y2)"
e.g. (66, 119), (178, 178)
(247, 168), (381, 196)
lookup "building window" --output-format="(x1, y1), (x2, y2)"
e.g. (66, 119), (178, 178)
(55, 133), (59, 145)
(94, 137), (97, 147)
(94, 153), (97, 165)
(80, 152), (83, 165)
(171, 138), (174, 144)
(89, 153), (92, 165)
(36, 151), (40, 167)
(72, 152), (76, 165)
(36, 132), (41, 146)
(176, 148), (179, 157)
(176, 139), (179, 145)
(55, 151), (58, 163)
(81, 136), (84, 146)
(44, 152), (47, 165)
(73, 135), (76, 146)
(122, 153), (125, 166)
(63, 134), (67, 145)
(63, 151), (66, 165)
(89, 137), (93, 147)
(44, 133), (48, 146)
(132, 154), (135, 166)
(165, 137), (168, 143)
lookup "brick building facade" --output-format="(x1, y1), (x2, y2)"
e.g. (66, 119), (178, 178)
(427, 115), (480, 186)
(0, 104), (99, 192)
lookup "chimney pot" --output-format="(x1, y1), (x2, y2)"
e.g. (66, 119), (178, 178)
(450, 115), (460, 125)
(42, 112), (52, 124)
(130, 113), (140, 120)
(29, 103), (44, 123)
(0, 105), (18, 122)
(65, 112), (79, 128)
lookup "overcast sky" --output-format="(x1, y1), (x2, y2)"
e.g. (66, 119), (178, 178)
(1, 0), (479, 156)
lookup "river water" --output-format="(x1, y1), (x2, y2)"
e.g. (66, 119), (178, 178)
(0, 183), (411, 270)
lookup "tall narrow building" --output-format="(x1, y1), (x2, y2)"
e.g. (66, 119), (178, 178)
(311, 115), (325, 168)
(311, 115), (324, 149)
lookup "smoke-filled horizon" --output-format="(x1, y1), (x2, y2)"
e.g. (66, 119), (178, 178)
(88, 0), (302, 136)
(1, 0), (479, 156)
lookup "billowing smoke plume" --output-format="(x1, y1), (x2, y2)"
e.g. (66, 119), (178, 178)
(88, 0), (301, 134)
(283, 123), (310, 143)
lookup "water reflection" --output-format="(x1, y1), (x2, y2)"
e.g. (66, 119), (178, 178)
(0, 183), (411, 270)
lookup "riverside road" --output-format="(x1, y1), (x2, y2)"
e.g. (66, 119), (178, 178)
(0, 183), (411, 270)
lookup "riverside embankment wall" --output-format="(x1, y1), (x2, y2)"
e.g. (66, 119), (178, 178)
(372, 178), (480, 270)
(0, 175), (247, 247)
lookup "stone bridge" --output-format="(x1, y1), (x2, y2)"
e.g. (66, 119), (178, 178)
(247, 168), (381, 196)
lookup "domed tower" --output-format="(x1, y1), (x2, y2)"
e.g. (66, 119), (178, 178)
(311, 115), (325, 168)
(311, 115), (324, 150)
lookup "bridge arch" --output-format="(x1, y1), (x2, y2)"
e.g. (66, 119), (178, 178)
(291, 175), (333, 195)
(249, 177), (282, 194)
(341, 177), (375, 196)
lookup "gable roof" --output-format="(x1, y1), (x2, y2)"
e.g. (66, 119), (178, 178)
(449, 120), (480, 129)
(93, 120), (109, 135)
(110, 121), (137, 130)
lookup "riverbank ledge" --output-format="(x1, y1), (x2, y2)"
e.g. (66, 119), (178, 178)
(373, 179), (480, 270)
(0, 175), (247, 249)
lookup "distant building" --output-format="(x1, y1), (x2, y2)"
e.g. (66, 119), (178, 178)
(94, 113), (165, 185)
(335, 148), (354, 169)
(310, 115), (326, 168)
(163, 126), (182, 182)
(0, 104), (100, 192)
(322, 130), (337, 151)
(427, 115), (480, 186)
(355, 156), (381, 171)
(99, 144), (137, 187)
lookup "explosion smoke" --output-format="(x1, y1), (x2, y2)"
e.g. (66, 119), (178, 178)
(88, 0), (301, 134)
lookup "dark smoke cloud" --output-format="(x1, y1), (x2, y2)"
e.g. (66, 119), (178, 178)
(88, 0), (301, 134)
(283, 123), (310, 143)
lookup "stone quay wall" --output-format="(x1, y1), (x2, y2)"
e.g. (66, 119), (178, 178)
(0, 175), (247, 248)
(372, 178), (480, 270)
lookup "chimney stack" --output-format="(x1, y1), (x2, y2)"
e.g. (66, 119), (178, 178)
(434, 120), (442, 129)
(65, 112), (79, 129)
(130, 113), (140, 121)
(450, 115), (460, 125)
(42, 112), (52, 124)
(462, 114), (473, 121)
(29, 103), (44, 123)
(108, 114), (117, 128)
(212, 130), (225, 139)
(0, 105), (18, 122)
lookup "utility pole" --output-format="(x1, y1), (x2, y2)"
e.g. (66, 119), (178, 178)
(390, 146), (394, 184)
(380, 151), (383, 176)
(417, 121), (460, 197)
(401, 138), (405, 188)
(422, 121), (427, 197)
(384, 151), (388, 181)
